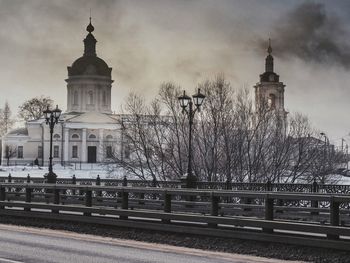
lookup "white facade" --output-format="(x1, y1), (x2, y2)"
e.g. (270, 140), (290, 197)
(1, 20), (124, 166)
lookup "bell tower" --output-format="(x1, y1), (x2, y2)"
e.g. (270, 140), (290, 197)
(66, 18), (113, 114)
(254, 39), (287, 125)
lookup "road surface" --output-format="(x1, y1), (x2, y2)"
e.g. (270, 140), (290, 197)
(0, 224), (304, 263)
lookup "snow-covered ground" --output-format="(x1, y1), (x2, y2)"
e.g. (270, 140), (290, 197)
(1, 164), (350, 185)
(0, 164), (125, 179)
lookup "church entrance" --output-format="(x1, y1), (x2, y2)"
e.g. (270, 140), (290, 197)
(87, 146), (97, 163)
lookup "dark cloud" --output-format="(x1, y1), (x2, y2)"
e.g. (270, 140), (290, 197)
(0, 0), (349, 140)
(259, 2), (350, 68)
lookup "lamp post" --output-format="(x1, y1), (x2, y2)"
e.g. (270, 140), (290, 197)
(178, 88), (205, 188)
(320, 132), (329, 183)
(43, 105), (62, 183)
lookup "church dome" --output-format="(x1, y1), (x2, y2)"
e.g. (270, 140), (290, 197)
(67, 18), (112, 78)
(68, 56), (111, 77)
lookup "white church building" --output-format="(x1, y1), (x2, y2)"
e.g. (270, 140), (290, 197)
(1, 20), (125, 166)
(1, 20), (288, 167)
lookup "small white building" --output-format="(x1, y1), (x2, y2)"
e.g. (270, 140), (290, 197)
(1, 20), (124, 166)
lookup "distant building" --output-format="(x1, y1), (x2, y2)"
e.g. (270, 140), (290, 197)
(1, 19), (124, 166)
(254, 39), (288, 130)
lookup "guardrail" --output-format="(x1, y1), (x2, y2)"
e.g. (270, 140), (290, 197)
(0, 182), (350, 250)
(1, 174), (350, 197)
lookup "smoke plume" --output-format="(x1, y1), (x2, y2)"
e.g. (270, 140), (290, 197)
(263, 2), (350, 68)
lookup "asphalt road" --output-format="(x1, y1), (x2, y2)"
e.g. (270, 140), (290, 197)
(0, 224), (304, 263)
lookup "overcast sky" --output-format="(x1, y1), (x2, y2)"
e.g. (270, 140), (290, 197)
(0, 0), (350, 145)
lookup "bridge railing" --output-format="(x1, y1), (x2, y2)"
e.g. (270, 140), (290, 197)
(0, 182), (350, 250)
(1, 174), (350, 194)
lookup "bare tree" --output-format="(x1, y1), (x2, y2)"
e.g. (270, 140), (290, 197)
(0, 101), (15, 136)
(4, 145), (17, 166)
(18, 96), (53, 121)
(109, 76), (344, 184)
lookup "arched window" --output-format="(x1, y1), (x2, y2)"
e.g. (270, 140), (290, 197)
(106, 135), (113, 140)
(73, 91), (78, 105)
(88, 91), (93, 104)
(71, 134), (79, 139)
(89, 134), (96, 139)
(53, 134), (60, 140)
(268, 94), (276, 109)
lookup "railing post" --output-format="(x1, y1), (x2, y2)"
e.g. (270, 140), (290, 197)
(96, 175), (102, 199)
(311, 180), (319, 215)
(152, 178), (157, 200)
(27, 174), (31, 183)
(211, 194), (219, 216)
(96, 175), (101, 186)
(225, 179), (232, 203)
(209, 193), (219, 227)
(84, 189), (92, 216)
(328, 196), (340, 240)
(72, 174), (76, 196)
(266, 180), (272, 191)
(120, 190), (129, 220)
(25, 186), (32, 212)
(72, 174), (76, 185)
(138, 192), (145, 205)
(118, 176), (127, 199)
(263, 194), (274, 233)
(163, 192), (172, 223)
(52, 188), (60, 214)
(8, 173), (12, 183)
(123, 176), (128, 187)
(0, 186), (5, 209)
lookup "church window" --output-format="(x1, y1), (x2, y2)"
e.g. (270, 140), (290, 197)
(53, 134), (60, 140)
(38, 146), (42, 158)
(124, 145), (131, 160)
(54, 146), (59, 158)
(106, 146), (113, 158)
(268, 94), (276, 109)
(17, 146), (23, 159)
(72, 146), (78, 158)
(88, 91), (94, 104)
(73, 91), (78, 105)
(72, 134), (79, 139)
(89, 134), (96, 139)
(106, 135), (113, 140)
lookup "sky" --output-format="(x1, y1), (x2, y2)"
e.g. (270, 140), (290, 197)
(0, 0), (350, 145)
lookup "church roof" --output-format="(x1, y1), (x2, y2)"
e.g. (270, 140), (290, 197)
(68, 56), (111, 77)
(65, 112), (118, 124)
(7, 128), (28, 136)
(260, 39), (280, 83)
(67, 18), (112, 78)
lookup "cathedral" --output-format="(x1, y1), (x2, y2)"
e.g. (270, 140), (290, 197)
(1, 19), (123, 166)
(1, 21), (287, 166)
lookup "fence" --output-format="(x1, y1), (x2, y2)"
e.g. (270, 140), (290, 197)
(2, 160), (105, 170)
(1, 174), (350, 194)
(0, 182), (350, 250)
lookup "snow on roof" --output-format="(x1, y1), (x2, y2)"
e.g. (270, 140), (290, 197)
(66, 111), (118, 124)
(7, 127), (28, 136)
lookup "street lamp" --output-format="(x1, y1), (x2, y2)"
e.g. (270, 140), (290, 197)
(43, 105), (62, 183)
(178, 88), (205, 188)
(320, 132), (329, 183)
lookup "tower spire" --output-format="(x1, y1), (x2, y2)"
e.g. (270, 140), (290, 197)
(265, 38), (273, 72)
(267, 38), (272, 54)
(84, 16), (97, 56)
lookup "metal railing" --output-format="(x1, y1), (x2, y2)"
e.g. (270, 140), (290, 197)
(0, 182), (350, 250)
(1, 174), (350, 195)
